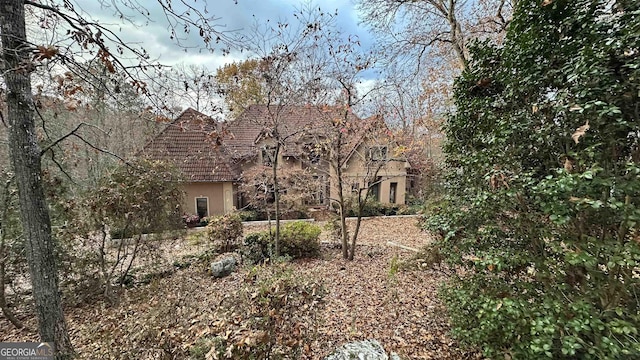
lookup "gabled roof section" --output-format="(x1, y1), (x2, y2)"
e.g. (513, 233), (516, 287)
(340, 114), (400, 166)
(140, 108), (241, 182)
(224, 104), (355, 158)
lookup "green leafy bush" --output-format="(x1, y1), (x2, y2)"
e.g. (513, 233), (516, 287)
(237, 210), (260, 221)
(206, 212), (243, 252)
(279, 221), (321, 258)
(241, 232), (273, 265)
(426, 1), (640, 358)
(280, 209), (309, 220)
(338, 197), (416, 217)
(235, 208), (308, 222)
(198, 216), (210, 227)
(242, 221), (322, 264)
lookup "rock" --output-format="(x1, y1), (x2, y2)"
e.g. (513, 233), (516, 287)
(324, 339), (401, 360)
(210, 256), (237, 278)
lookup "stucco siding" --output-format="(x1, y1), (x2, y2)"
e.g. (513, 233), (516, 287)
(184, 182), (230, 217)
(328, 142), (409, 205)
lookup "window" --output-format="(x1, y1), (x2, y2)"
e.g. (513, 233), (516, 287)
(368, 146), (388, 161)
(351, 181), (359, 193)
(236, 192), (245, 209)
(302, 143), (322, 165)
(389, 182), (397, 204)
(262, 145), (276, 166)
(368, 177), (381, 202)
(196, 197), (208, 218)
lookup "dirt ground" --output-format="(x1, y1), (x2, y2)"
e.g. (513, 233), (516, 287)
(0, 216), (480, 359)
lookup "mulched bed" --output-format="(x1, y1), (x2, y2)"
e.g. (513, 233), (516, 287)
(0, 216), (481, 359)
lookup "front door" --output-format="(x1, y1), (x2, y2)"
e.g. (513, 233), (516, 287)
(196, 197), (208, 218)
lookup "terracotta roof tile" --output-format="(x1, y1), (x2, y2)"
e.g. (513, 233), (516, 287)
(140, 108), (241, 182)
(140, 105), (400, 182)
(224, 104), (361, 157)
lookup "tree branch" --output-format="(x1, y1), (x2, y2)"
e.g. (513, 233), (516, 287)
(73, 133), (130, 164)
(46, 149), (75, 182)
(39, 122), (129, 165)
(39, 122), (97, 156)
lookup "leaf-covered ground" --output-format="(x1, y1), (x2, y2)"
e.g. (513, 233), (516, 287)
(1, 216), (480, 359)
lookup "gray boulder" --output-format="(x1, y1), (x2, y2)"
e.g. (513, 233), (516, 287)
(210, 256), (237, 278)
(325, 339), (401, 360)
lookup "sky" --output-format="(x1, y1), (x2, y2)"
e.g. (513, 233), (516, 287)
(78, 0), (373, 73)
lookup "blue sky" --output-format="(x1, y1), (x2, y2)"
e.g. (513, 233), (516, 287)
(80, 0), (373, 71)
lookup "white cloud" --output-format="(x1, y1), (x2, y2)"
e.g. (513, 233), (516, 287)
(82, 0), (373, 69)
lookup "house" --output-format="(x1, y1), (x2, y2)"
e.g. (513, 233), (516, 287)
(332, 114), (410, 205)
(140, 108), (240, 218)
(141, 105), (411, 217)
(222, 105), (332, 208)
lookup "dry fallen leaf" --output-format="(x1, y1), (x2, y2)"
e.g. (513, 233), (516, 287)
(572, 121), (590, 144)
(63, 98), (79, 111)
(564, 158), (574, 172)
(1, 217), (477, 360)
(541, 0), (554, 6)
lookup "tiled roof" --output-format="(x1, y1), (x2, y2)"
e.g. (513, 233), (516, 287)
(224, 104), (361, 157)
(140, 108), (241, 182)
(140, 105), (400, 182)
(341, 114), (393, 165)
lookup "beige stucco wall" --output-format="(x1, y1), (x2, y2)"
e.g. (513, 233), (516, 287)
(244, 137), (409, 207)
(184, 182), (235, 217)
(331, 174), (407, 205)
(329, 143), (409, 205)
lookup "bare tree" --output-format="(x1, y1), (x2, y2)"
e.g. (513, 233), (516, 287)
(231, 4), (334, 256)
(301, 22), (403, 260)
(357, 0), (515, 71)
(0, 1), (233, 356)
(158, 63), (223, 115)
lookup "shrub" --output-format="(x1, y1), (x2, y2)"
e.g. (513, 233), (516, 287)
(241, 232), (273, 265)
(338, 197), (416, 217)
(206, 212), (243, 252)
(343, 198), (381, 217)
(71, 159), (184, 299)
(182, 214), (200, 228)
(280, 209), (309, 220)
(279, 221), (321, 258)
(198, 216), (210, 227)
(209, 264), (324, 359)
(237, 210), (260, 221)
(426, 1), (640, 358)
(242, 221), (322, 264)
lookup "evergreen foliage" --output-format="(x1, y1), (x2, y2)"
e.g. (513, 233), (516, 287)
(426, 0), (640, 358)
(242, 221), (322, 264)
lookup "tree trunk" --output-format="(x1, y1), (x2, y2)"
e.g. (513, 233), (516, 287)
(0, 2), (73, 358)
(348, 217), (363, 261)
(272, 143), (281, 257)
(348, 190), (367, 261)
(0, 174), (25, 329)
(336, 160), (349, 259)
(447, 0), (468, 69)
